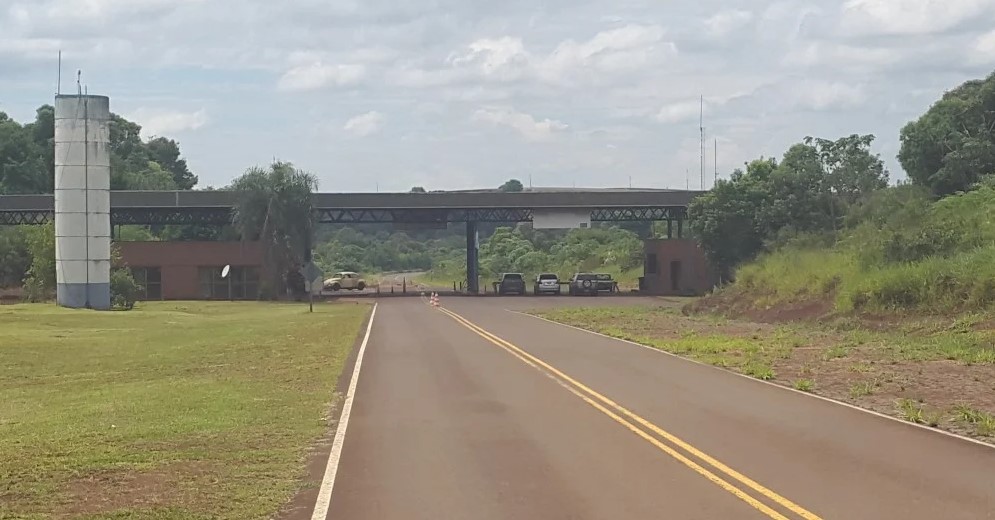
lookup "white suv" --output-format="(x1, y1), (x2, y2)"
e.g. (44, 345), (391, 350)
(534, 273), (560, 295)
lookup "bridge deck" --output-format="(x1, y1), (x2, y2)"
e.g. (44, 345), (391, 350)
(0, 190), (702, 225)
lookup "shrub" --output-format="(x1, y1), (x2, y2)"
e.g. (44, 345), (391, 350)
(726, 186), (995, 315)
(22, 222), (55, 302)
(110, 269), (142, 310)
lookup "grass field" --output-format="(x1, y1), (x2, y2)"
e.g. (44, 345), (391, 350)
(534, 305), (995, 441)
(0, 301), (370, 520)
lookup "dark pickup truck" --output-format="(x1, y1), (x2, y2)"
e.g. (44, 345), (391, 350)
(594, 273), (618, 293)
(494, 273), (526, 295)
(567, 273), (599, 296)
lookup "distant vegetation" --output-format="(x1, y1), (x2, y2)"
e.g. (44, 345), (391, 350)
(697, 70), (995, 316)
(418, 224), (647, 286)
(0, 106), (201, 300)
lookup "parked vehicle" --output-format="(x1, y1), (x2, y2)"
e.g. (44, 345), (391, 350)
(324, 271), (367, 291)
(594, 273), (617, 293)
(534, 273), (561, 295)
(496, 273), (526, 295)
(568, 273), (599, 296)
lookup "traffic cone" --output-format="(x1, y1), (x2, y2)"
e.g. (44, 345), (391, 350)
(431, 293), (440, 307)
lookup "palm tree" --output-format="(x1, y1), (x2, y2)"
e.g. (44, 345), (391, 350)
(230, 161), (318, 299)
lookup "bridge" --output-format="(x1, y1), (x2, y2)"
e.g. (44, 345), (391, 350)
(0, 189), (700, 225)
(0, 189), (703, 294)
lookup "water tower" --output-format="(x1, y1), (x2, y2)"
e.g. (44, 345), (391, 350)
(54, 94), (111, 310)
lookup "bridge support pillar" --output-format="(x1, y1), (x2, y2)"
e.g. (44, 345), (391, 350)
(466, 221), (479, 294)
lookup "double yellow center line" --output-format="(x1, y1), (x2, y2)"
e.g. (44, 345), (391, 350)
(437, 306), (822, 520)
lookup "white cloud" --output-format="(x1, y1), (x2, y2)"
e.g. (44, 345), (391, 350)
(705, 10), (754, 37)
(434, 24), (675, 88)
(790, 80), (867, 110)
(973, 29), (995, 62)
(343, 111), (384, 137)
(782, 42), (901, 69)
(277, 63), (365, 91)
(127, 108), (208, 138)
(472, 107), (567, 142)
(448, 36), (530, 80)
(841, 0), (993, 35)
(3, 0), (994, 190)
(656, 99), (707, 124)
(541, 24), (672, 83)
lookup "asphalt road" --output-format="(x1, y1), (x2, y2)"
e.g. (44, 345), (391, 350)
(321, 297), (995, 520)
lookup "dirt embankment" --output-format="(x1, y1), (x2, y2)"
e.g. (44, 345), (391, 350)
(591, 290), (995, 443)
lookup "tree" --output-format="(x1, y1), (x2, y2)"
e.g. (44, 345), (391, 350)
(230, 161), (318, 299)
(0, 105), (198, 194)
(409, 186), (427, 193)
(499, 179), (524, 192)
(806, 134), (888, 206)
(899, 71), (995, 196)
(0, 112), (48, 194)
(690, 134), (887, 276)
(689, 160), (772, 277)
(146, 137), (197, 189)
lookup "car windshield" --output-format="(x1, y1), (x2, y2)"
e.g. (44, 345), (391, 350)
(503, 274), (523, 280)
(538, 274), (557, 280)
(575, 274), (596, 280)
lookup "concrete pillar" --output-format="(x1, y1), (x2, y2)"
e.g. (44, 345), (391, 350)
(54, 94), (111, 309)
(466, 221), (479, 294)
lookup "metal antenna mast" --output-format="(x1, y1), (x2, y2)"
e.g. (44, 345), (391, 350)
(699, 95), (705, 190)
(714, 138), (718, 187)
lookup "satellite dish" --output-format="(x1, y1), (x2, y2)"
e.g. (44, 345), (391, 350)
(221, 264), (231, 278)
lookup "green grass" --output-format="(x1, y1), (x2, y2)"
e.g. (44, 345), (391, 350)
(725, 187), (995, 315)
(838, 326), (995, 365)
(896, 398), (926, 424)
(0, 301), (369, 520)
(895, 398), (943, 426)
(793, 379), (814, 392)
(952, 404), (995, 437)
(534, 306), (798, 381)
(414, 269), (465, 288)
(822, 344), (851, 361)
(849, 380), (878, 398)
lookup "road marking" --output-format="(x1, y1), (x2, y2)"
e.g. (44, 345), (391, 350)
(438, 306), (822, 520)
(311, 303), (378, 520)
(517, 310), (995, 451)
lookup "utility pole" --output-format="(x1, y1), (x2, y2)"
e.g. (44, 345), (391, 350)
(714, 138), (718, 187)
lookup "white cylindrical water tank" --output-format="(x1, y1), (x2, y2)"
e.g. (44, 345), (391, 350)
(54, 94), (111, 310)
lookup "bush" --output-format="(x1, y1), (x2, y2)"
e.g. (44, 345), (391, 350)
(22, 223), (55, 302)
(110, 268), (142, 310)
(727, 185), (995, 315)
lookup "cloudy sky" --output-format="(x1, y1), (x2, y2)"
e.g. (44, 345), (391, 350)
(2, 0), (995, 191)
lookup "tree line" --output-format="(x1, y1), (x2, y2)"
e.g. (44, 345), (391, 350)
(690, 70), (995, 278)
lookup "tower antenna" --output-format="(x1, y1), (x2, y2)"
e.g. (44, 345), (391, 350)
(699, 95), (705, 190)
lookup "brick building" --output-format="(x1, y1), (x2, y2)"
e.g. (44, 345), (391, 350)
(641, 238), (718, 296)
(116, 241), (265, 300)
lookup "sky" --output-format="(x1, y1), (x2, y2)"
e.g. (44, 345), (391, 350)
(2, 0), (995, 192)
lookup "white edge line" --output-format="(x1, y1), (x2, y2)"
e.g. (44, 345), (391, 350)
(310, 302), (378, 520)
(511, 309), (995, 451)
